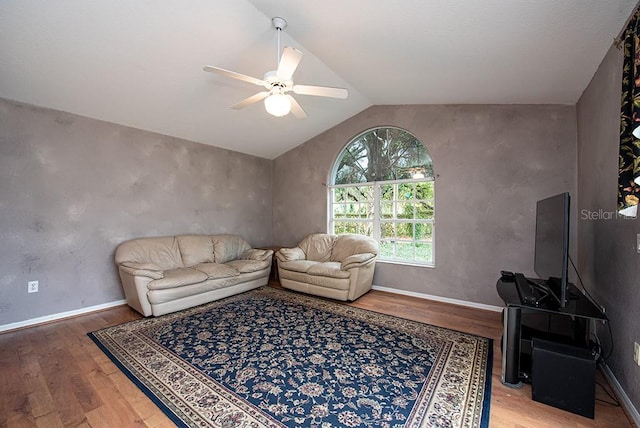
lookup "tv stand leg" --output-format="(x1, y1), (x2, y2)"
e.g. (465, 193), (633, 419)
(502, 306), (524, 388)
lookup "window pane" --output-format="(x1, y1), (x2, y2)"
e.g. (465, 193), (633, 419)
(345, 186), (372, 203)
(416, 202), (434, 219)
(396, 202), (414, 219)
(333, 203), (345, 218)
(398, 183), (414, 200)
(334, 188), (345, 203)
(359, 203), (373, 218)
(380, 222), (395, 239)
(415, 223), (433, 240)
(381, 184), (394, 201)
(414, 242), (432, 262)
(416, 182), (434, 200)
(359, 222), (373, 236)
(396, 223), (414, 239)
(380, 202), (393, 219)
(380, 241), (395, 258)
(396, 241), (415, 259)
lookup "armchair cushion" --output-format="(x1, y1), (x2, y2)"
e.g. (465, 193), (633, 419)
(330, 234), (379, 262)
(341, 253), (376, 270)
(276, 247), (306, 262)
(298, 233), (336, 262)
(278, 260), (320, 273)
(307, 262), (351, 279)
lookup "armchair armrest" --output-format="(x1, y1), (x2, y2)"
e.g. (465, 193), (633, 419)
(119, 261), (165, 279)
(241, 248), (274, 261)
(275, 247), (306, 262)
(341, 253), (376, 270)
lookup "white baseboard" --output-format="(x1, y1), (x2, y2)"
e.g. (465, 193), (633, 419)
(600, 363), (640, 425)
(0, 299), (127, 333)
(371, 285), (504, 312)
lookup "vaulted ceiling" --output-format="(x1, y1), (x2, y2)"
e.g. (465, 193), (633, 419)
(1, 1), (637, 159)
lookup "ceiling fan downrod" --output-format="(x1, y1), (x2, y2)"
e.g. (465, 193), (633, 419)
(272, 17), (287, 67)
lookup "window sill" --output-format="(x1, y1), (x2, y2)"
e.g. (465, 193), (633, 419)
(376, 259), (435, 269)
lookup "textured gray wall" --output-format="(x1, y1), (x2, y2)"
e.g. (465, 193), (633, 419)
(273, 105), (577, 306)
(0, 98), (272, 325)
(577, 44), (640, 411)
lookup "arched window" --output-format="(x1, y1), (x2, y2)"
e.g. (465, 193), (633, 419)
(328, 127), (435, 266)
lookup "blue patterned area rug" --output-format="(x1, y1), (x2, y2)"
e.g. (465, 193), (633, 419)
(89, 287), (492, 427)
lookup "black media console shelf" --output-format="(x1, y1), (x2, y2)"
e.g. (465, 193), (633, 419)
(496, 277), (607, 417)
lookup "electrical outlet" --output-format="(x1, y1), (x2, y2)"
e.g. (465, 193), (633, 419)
(27, 280), (38, 293)
(634, 342), (640, 366)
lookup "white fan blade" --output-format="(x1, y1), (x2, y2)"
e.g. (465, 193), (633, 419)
(277, 47), (303, 80)
(288, 95), (307, 119)
(293, 84), (349, 99)
(231, 92), (270, 110)
(203, 65), (265, 86)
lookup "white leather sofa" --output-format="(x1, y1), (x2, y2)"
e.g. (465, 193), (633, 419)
(275, 233), (378, 301)
(115, 234), (272, 317)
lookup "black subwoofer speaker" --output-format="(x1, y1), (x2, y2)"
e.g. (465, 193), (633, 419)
(531, 338), (596, 419)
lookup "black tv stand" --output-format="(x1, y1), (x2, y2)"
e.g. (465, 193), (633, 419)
(497, 276), (607, 387)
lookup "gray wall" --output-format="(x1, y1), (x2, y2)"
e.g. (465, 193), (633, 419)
(0, 98), (272, 326)
(577, 44), (640, 411)
(273, 105), (577, 306)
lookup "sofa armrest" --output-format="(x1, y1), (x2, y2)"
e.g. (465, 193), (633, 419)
(275, 247), (306, 262)
(240, 248), (274, 261)
(341, 253), (376, 270)
(119, 261), (165, 279)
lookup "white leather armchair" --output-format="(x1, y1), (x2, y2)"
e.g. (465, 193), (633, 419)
(275, 233), (378, 301)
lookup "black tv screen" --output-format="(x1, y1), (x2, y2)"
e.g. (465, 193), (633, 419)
(534, 192), (570, 307)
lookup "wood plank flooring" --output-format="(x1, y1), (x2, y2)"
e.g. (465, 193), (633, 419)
(0, 285), (633, 427)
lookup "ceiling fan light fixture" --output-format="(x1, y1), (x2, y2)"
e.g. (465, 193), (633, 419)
(264, 92), (291, 117)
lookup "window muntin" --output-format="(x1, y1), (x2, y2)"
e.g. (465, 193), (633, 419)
(329, 127), (434, 266)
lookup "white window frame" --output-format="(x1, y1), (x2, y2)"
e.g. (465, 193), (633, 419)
(328, 177), (435, 267)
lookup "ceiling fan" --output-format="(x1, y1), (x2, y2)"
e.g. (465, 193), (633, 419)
(202, 17), (348, 119)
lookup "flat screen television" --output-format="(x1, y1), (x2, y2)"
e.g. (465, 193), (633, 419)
(534, 192), (570, 308)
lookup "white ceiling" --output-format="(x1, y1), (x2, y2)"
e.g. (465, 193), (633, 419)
(0, 0), (637, 159)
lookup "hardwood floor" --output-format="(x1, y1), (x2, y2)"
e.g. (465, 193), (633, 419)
(0, 285), (633, 427)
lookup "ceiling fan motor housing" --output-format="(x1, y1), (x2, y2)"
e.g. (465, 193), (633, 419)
(272, 17), (287, 31)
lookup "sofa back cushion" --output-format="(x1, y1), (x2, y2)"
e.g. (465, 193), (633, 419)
(212, 234), (252, 264)
(177, 235), (214, 266)
(115, 236), (184, 270)
(298, 233), (336, 262)
(330, 234), (379, 262)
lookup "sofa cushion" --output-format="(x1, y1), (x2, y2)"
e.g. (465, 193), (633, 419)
(225, 259), (270, 273)
(298, 234), (336, 262)
(213, 235), (252, 264)
(147, 268), (208, 290)
(307, 262), (351, 279)
(279, 260), (321, 273)
(193, 263), (240, 279)
(115, 236), (184, 270)
(330, 234), (379, 262)
(177, 235), (214, 266)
